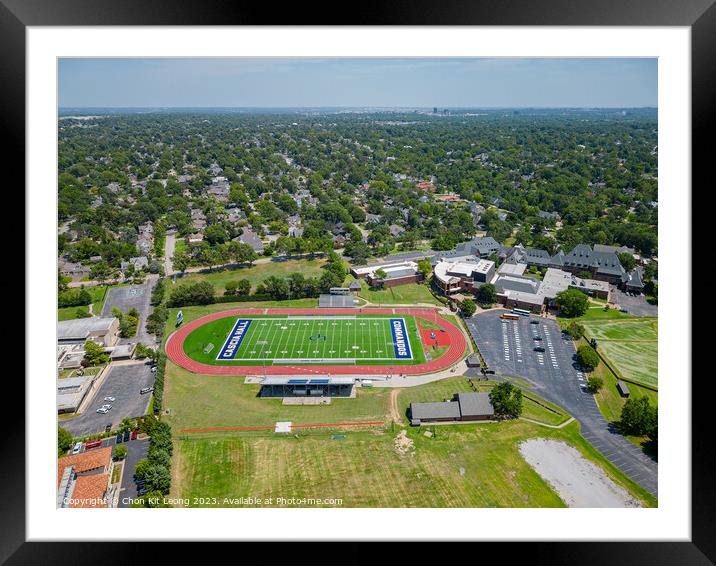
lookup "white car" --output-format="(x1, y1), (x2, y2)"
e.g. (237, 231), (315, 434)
(104, 396), (116, 402)
(96, 407), (109, 414)
(150, 367), (157, 373)
(71, 442), (83, 455)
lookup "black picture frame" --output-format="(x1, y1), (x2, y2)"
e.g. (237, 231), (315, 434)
(5, 0), (710, 561)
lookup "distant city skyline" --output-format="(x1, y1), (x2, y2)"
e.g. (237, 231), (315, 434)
(59, 58), (658, 109)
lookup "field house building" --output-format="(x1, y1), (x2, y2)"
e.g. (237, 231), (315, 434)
(410, 392), (495, 425)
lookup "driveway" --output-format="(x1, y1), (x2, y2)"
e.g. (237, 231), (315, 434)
(62, 362), (155, 437)
(466, 310), (658, 497)
(117, 438), (150, 507)
(164, 229), (176, 276)
(102, 274), (159, 347)
(611, 287), (658, 317)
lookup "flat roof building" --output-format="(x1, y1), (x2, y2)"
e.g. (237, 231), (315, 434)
(57, 317), (120, 347)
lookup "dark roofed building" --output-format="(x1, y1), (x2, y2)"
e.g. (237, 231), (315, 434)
(616, 380), (631, 397)
(410, 392), (494, 425)
(562, 244), (626, 284)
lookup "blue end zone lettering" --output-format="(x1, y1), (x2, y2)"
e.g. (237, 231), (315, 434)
(389, 318), (412, 359)
(216, 319), (252, 360)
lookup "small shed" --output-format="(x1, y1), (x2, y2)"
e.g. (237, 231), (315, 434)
(616, 380), (631, 397)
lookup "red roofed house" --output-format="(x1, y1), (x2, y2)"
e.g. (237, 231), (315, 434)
(57, 446), (114, 508)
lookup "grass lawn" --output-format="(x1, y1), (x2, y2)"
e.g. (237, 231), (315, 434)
(174, 238), (187, 254)
(177, 258), (328, 293)
(357, 280), (442, 306)
(164, 364), (391, 431)
(58, 285), (110, 320)
(396, 377), (570, 427)
(112, 462), (123, 484)
(581, 318), (658, 388)
(166, 366), (655, 508)
(173, 417), (654, 508)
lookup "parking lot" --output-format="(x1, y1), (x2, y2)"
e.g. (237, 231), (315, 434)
(465, 309), (658, 497)
(117, 438), (150, 508)
(611, 287), (658, 317)
(102, 275), (159, 346)
(62, 362), (155, 438)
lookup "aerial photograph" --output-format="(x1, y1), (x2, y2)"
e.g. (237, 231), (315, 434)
(56, 58), (658, 509)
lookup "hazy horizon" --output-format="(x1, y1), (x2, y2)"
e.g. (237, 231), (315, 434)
(59, 58), (658, 109)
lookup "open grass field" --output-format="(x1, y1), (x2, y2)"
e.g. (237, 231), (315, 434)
(172, 419), (654, 508)
(181, 314), (426, 366)
(177, 258), (327, 293)
(164, 363), (656, 508)
(582, 318), (658, 388)
(57, 284), (111, 320)
(355, 279), (442, 306)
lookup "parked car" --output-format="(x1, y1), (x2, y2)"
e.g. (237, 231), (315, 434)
(96, 407), (109, 414)
(138, 488), (148, 496)
(533, 336), (542, 341)
(530, 320), (539, 325)
(105, 424), (112, 433)
(534, 346), (546, 352)
(84, 439), (102, 450)
(104, 396), (116, 402)
(151, 366), (157, 373)
(71, 442), (83, 455)
(140, 387), (154, 394)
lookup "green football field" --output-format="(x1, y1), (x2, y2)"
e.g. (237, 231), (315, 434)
(182, 314), (428, 366)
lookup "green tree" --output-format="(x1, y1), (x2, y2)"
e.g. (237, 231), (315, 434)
(134, 458), (152, 480)
(417, 259), (432, 280)
(555, 288), (589, 317)
(620, 397), (657, 436)
(475, 283), (496, 306)
(144, 464), (172, 494)
(576, 344), (600, 371)
(83, 339), (109, 366)
(564, 321), (585, 340)
(224, 281), (238, 296)
(586, 375), (604, 393)
(113, 444), (128, 460)
(617, 252), (636, 272)
(236, 279), (251, 296)
(460, 298), (477, 317)
(488, 382), (523, 418)
(58, 427), (73, 455)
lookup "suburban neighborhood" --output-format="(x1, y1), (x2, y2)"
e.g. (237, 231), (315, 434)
(56, 60), (659, 511)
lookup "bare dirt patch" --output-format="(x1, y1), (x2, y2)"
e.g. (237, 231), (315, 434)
(394, 429), (415, 456)
(389, 389), (402, 424)
(519, 438), (641, 508)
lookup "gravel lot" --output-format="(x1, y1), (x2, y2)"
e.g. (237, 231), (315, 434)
(62, 362), (155, 437)
(519, 438), (641, 507)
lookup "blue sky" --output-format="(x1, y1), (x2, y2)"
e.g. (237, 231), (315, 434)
(59, 58), (657, 108)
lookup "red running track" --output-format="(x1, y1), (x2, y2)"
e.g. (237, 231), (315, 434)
(165, 307), (467, 376)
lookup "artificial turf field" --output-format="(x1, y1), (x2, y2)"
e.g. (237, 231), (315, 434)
(182, 314), (428, 366)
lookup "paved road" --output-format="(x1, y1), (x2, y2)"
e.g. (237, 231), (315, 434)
(164, 229), (176, 276)
(102, 275), (159, 347)
(62, 362), (155, 437)
(466, 310), (658, 497)
(117, 438), (150, 507)
(611, 287), (658, 317)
